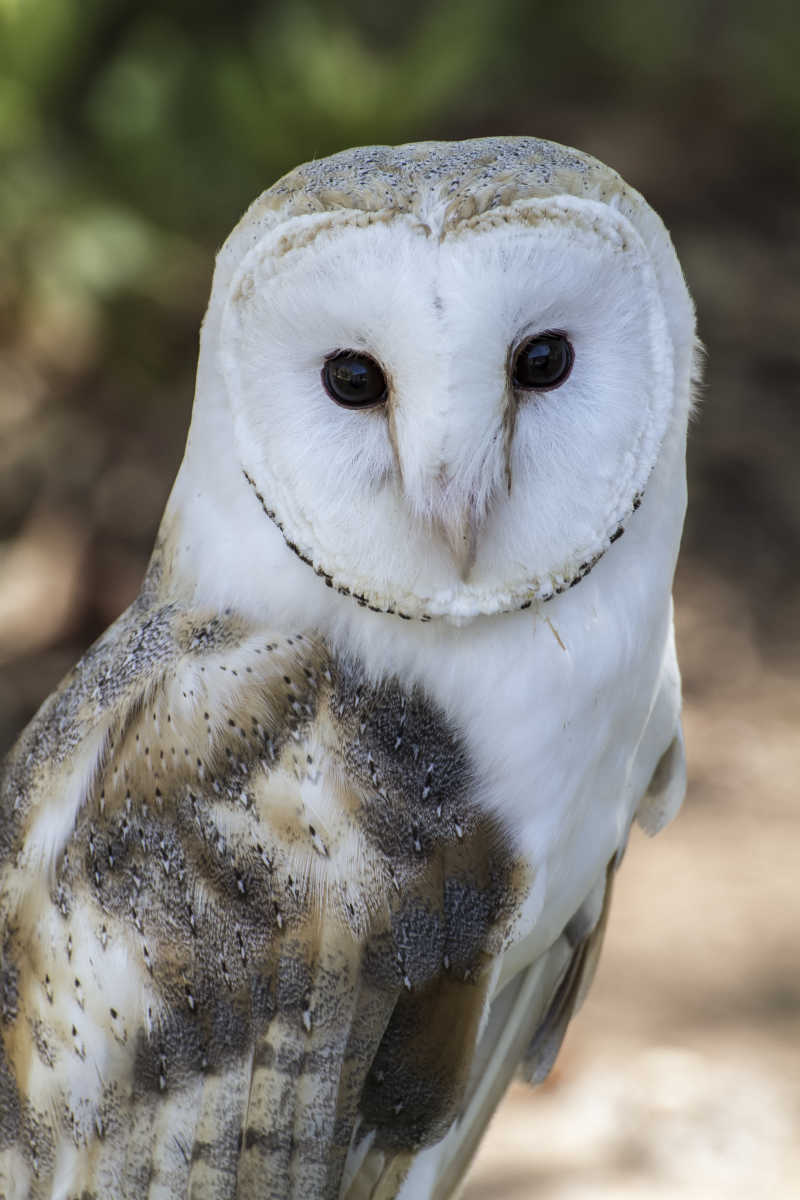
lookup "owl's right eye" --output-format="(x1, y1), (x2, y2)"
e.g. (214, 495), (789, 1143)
(322, 351), (388, 409)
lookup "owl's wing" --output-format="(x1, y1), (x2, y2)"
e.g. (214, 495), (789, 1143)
(0, 576), (521, 1200)
(345, 861), (616, 1200)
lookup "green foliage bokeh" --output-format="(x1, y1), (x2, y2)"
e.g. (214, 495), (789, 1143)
(2, 0), (798, 364)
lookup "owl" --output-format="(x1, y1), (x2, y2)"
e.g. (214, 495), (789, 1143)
(0, 137), (696, 1199)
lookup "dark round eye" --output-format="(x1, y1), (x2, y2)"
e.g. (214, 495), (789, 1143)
(321, 351), (388, 409)
(512, 332), (574, 390)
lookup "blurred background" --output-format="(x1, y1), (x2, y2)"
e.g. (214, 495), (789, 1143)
(1, 1), (798, 1194)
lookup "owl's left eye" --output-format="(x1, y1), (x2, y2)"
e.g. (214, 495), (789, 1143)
(512, 332), (574, 391)
(322, 351), (388, 409)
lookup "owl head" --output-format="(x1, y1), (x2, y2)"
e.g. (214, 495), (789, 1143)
(168, 138), (695, 624)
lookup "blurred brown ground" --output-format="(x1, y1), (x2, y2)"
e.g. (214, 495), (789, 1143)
(1, 3), (799, 1194)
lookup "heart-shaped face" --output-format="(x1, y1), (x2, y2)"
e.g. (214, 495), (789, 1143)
(179, 137), (695, 624)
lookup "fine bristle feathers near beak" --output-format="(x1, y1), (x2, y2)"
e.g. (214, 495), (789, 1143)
(437, 509), (480, 582)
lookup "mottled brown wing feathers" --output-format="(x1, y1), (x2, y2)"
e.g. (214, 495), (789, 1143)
(424, 861), (616, 1200)
(0, 578), (521, 1199)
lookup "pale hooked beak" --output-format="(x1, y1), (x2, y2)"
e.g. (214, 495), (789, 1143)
(437, 507), (480, 582)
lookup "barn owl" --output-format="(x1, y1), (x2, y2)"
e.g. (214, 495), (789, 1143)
(0, 137), (696, 1200)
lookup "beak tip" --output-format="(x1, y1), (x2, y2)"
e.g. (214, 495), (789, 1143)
(440, 512), (479, 582)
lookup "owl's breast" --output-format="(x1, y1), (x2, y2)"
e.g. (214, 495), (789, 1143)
(365, 560), (682, 972)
